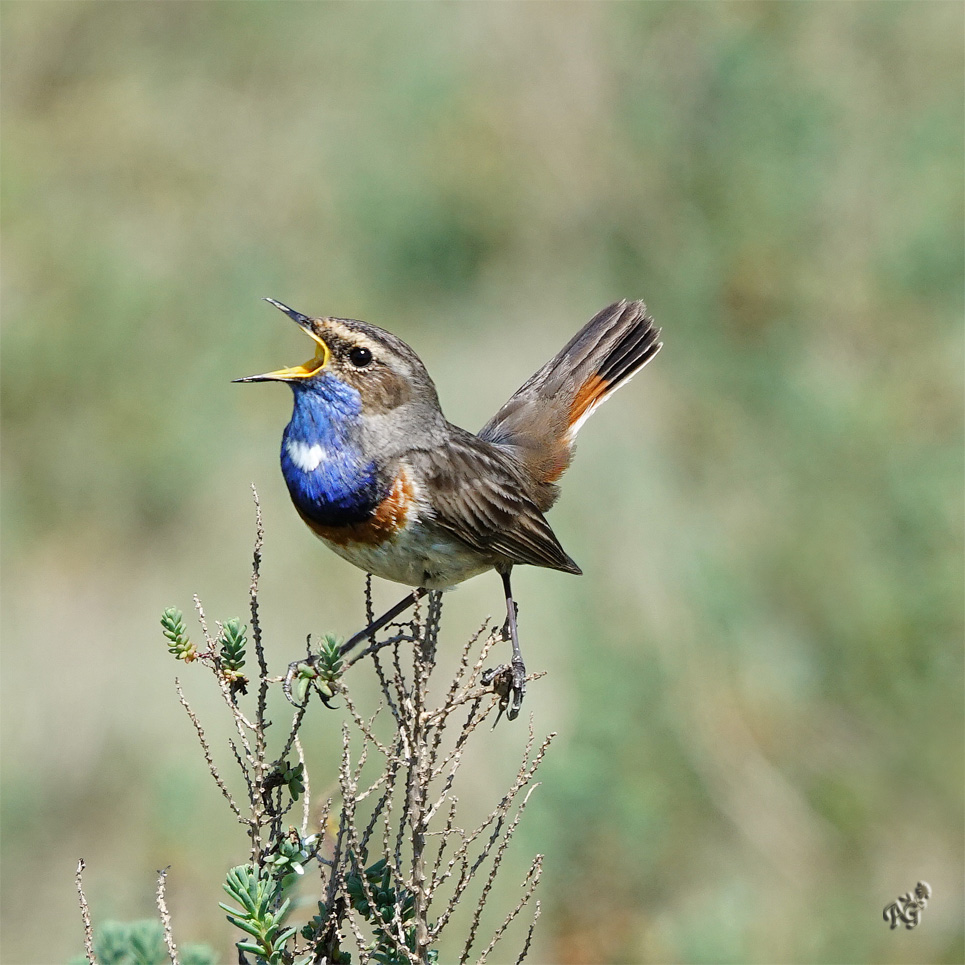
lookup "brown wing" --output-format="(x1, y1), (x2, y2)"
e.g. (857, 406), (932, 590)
(409, 429), (582, 574)
(479, 300), (661, 510)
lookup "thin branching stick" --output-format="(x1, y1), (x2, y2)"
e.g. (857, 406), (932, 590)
(175, 679), (243, 820)
(75, 859), (97, 965)
(155, 866), (179, 965)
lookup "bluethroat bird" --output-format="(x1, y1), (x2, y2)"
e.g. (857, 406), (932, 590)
(236, 298), (661, 718)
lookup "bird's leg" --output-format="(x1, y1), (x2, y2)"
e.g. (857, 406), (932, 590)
(283, 587), (428, 705)
(482, 568), (526, 721)
(339, 587), (429, 657)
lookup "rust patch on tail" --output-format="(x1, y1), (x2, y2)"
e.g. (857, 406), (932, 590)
(533, 372), (613, 484)
(525, 372), (612, 486)
(301, 465), (416, 547)
(569, 372), (610, 428)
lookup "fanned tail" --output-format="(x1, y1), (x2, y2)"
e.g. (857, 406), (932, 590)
(479, 300), (661, 509)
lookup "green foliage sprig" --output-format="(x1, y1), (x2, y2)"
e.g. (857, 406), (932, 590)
(160, 607), (196, 662)
(279, 761), (305, 802)
(217, 617), (249, 696)
(260, 759), (305, 808)
(219, 865), (297, 964)
(264, 827), (314, 892)
(290, 633), (344, 705)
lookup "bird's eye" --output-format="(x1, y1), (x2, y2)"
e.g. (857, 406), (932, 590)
(348, 346), (373, 368)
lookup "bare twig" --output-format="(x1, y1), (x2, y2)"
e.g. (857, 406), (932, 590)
(155, 866), (178, 965)
(249, 484), (267, 678)
(295, 735), (311, 836)
(275, 702), (309, 769)
(175, 679), (242, 819)
(249, 486), (271, 799)
(515, 898), (542, 965)
(75, 859), (97, 965)
(192, 594), (214, 650)
(475, 854), (543, 964)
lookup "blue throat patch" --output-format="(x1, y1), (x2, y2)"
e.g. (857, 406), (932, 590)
(280, 375), (383, 527)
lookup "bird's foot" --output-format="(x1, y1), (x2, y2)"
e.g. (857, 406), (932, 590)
(283, 654), (340, 709)
(482, 654), (526, 722)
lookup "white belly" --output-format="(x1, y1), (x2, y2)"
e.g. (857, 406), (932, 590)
(317, 523), (492, 590)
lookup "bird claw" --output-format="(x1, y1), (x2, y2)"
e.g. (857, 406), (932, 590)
(283, 657), (313, 706)
(283, 656), (339, 709)
(482, 657), (526, 722)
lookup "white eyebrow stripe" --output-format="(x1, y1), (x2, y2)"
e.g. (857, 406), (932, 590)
(286, 439), (326, 472)
(324, 321), (381, 354)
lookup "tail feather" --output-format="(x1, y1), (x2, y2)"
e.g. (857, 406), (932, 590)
(598, 317), (662, 387)
(479, 300), (661, 508)
(568, 310), (661, 437)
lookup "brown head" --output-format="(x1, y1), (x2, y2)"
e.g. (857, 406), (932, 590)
(235, 298), (442, 418)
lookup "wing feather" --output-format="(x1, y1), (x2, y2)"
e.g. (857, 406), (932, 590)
(410, 430), (581, 574)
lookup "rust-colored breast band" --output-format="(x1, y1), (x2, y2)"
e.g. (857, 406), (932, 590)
(300, 465), (416, 547)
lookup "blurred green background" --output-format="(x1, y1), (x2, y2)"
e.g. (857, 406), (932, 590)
(2, 3), (962, 963)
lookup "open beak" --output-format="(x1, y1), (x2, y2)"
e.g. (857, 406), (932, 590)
(233, 298), (331, 383)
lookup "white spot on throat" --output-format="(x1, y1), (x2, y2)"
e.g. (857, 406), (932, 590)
(287, 439), (326, 472)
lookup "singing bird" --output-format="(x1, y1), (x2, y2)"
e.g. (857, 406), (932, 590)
(236, 299), (661, 718)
